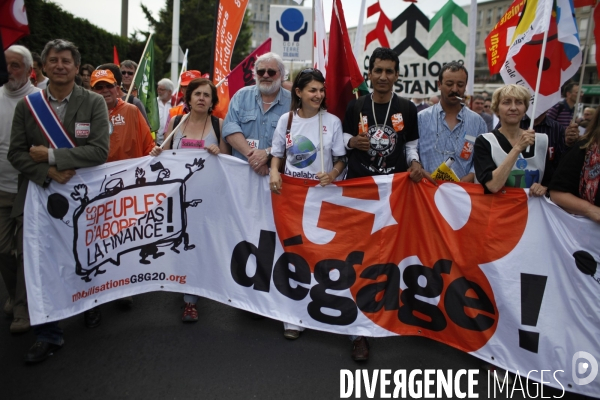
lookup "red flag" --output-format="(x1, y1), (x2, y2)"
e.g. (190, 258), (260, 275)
(485, 0), (526, 75)
(326, 0), (367, 122)
(574, 0), (596, 7)
(228, 38), (271, 99)
(0, 0), (29, 50)
(113, 46), (120, 65)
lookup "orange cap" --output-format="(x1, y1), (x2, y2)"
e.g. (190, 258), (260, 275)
(180, 70), (202, 86)
(91, 69), (117, 88)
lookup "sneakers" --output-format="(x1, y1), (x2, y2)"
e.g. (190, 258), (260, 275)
(3, 297), (13, 315)
(10, 318), (31, 334)
(351, 336), (369, 361)
(283, 329), (301, 340)
(182, 302), (198, 322)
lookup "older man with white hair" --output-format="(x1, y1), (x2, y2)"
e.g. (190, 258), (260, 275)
(222, 52), (291, 175)
(0, 45), (40, 334)
(156, 78), (174, 145)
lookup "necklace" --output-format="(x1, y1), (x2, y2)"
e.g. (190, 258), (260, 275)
(182, 113), (210, 140)
(371, 92), (393, 128)
(262, 100), (274, 105)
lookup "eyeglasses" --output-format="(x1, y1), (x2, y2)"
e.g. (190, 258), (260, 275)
(256, 69), (278, 77)
(121, 71), (135, 76)
(92, 83), (116, 91)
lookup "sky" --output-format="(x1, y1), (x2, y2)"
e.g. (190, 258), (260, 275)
(49, 0), (476, 37)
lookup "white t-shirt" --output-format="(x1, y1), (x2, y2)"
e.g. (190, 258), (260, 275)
(272, 110), (346, 180)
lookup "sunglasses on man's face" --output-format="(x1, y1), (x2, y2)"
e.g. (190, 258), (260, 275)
(121, 71), (135, 76)
(93, 83), (116, 91)
(256, 69), (278, 77)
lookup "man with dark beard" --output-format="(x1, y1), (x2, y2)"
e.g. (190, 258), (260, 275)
(222, 52), (291, 176)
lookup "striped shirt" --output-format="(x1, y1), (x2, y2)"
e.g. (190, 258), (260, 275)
(545, 100), (573, 128)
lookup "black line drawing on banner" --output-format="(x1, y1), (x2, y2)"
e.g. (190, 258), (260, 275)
(71, 158), (205, 282)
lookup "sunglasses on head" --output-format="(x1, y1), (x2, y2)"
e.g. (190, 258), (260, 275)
(92, 83), (116, 91)
(300, 68), (322, 75)
(256, 69), (278, 77)
(121, 71), (135, 76)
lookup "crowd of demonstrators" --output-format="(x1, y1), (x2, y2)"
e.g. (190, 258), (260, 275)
(550, 106), (600, 223)
(3, 38), (600, 368)
(7, 39), (110, 363)
(417, 62), (488, 182)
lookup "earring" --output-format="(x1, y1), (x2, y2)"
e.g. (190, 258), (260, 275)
(208, 106), (213, 113)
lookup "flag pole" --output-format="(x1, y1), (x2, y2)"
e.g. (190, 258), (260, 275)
(572, 1), (597, 123)
(311, 0), (315, 67)
(125, 33), (153, 103)
(466, 0), (477, 97)
(528, 28), (550, 130)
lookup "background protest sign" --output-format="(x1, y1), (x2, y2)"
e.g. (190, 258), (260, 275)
(359, 0), (469, 98)
(269, 5), (312, 61)
(24, 153), (600, 397)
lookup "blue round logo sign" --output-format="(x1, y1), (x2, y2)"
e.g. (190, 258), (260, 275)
(281, 8), (304, 32)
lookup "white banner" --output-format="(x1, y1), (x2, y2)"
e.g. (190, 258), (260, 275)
(24, 152), (600, 396)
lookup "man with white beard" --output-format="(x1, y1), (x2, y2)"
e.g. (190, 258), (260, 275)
(0, 45), (40, 334)
(223, 52), (291, 175)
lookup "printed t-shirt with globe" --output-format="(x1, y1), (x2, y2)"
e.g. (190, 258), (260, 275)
(271, 110), (346, 180)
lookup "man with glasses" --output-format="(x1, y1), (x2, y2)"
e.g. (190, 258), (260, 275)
(8, 39), (109, 363)
(91, 69), (154, 162)
(156, 78), (174, 145)
(417, 62), (488, 182)
(120, 60), (138, 97)
(222, 52), (291, 175)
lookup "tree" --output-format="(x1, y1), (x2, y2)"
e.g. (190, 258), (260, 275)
(18, 0), (134, 68)
(141, 0), (252, 80)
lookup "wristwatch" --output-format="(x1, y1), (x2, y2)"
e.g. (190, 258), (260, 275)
(265, 147), (272, 159)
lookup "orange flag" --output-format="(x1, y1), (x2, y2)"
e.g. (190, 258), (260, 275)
(210, 0), (249, 119)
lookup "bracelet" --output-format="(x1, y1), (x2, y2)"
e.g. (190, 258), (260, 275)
(332, 167), (340, 175)
(411, 159), (422, 167)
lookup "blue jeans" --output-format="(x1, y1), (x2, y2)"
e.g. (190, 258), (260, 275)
(33, 321), (63, 345)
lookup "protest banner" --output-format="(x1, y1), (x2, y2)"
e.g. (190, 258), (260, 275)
(24, 153), (600, 397)
(360, 0), (469, 98)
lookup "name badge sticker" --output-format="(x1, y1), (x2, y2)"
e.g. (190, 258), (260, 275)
(75, 122), (90, 138)
(391, 113), (404, 131)
(180, 139), (205, 149)
(372, 128), (385, 141)
(459, 134), (476, 160)
(247, 139), (260, 149)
